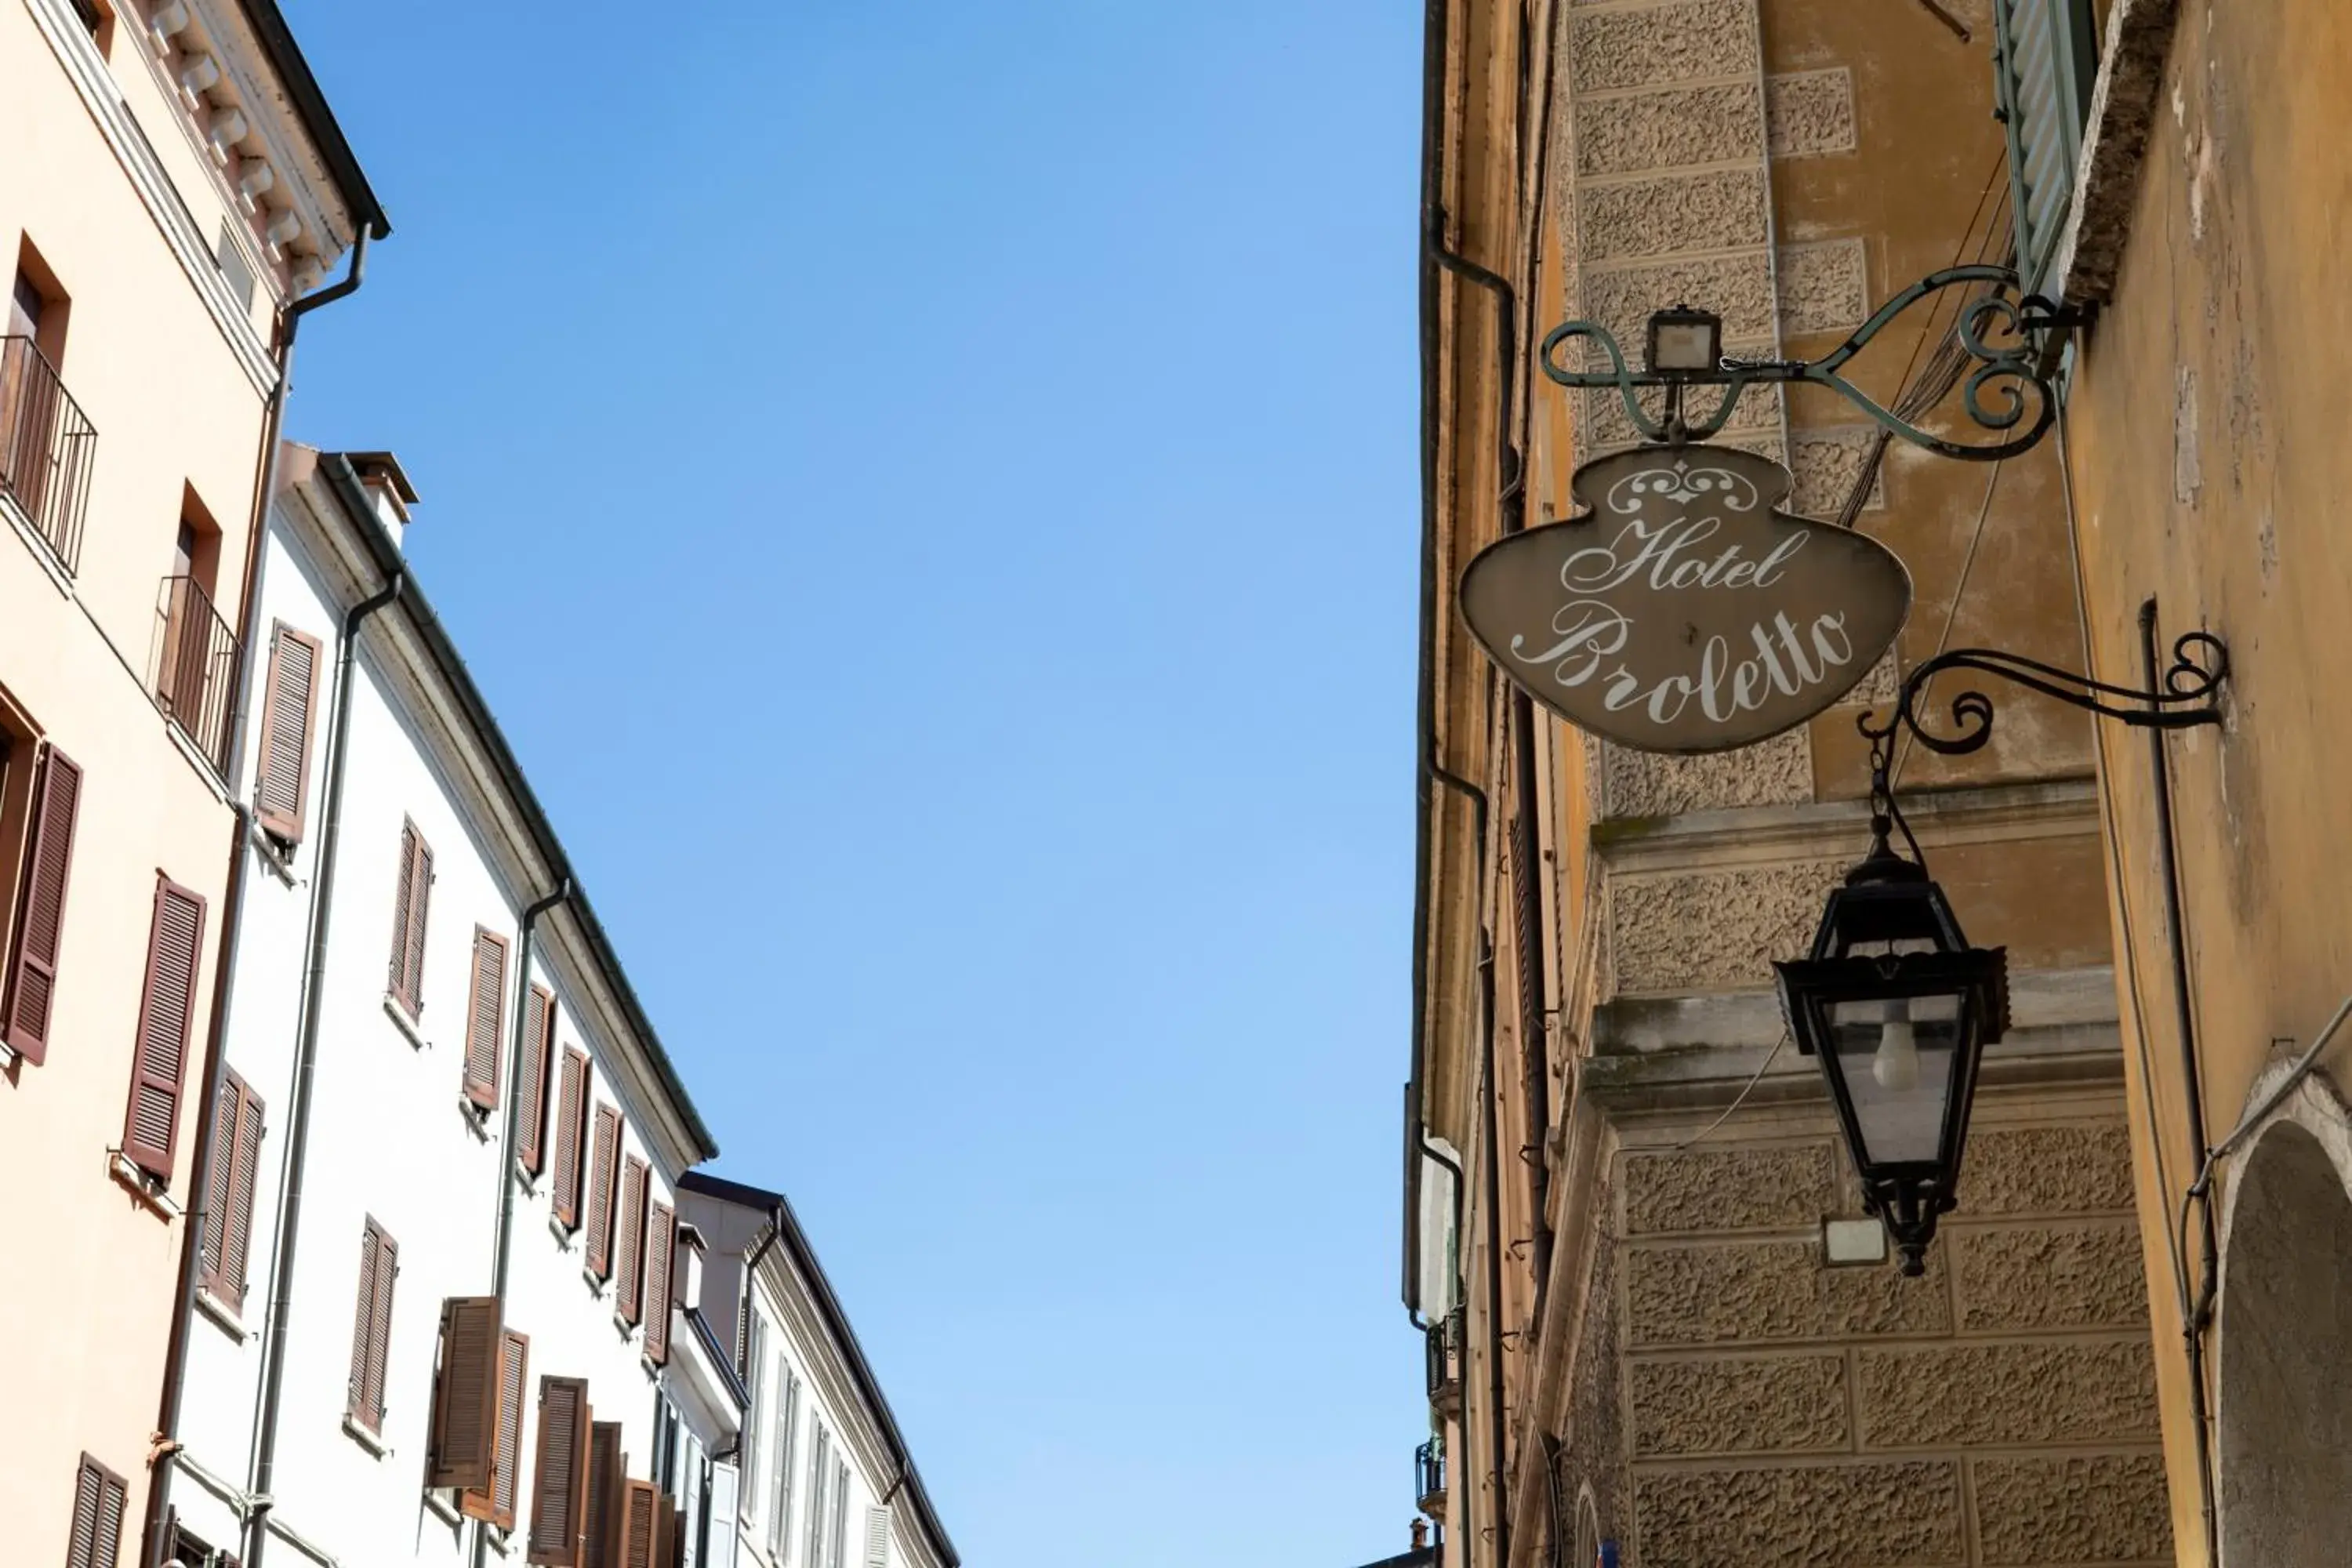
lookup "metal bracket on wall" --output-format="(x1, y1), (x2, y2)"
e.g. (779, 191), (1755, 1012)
(1538, 265), (2080, 460)
(1857, 627), (2229, 757)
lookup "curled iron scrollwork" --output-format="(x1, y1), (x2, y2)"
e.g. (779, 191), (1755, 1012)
(1537, 265), (2072, 461)
(1857, 632), (2230, 757)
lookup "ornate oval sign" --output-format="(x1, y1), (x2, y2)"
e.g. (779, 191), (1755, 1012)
(1460, 446), (1911, 754)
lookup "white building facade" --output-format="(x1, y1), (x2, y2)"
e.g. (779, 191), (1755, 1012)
(159, 446), (735, 1568)
(677, 1174), (956, 1568)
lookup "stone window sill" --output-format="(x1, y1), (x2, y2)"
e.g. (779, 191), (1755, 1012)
(195, 1284), (249, 1341)
(549, 1211), (578, 1250)
(421, 1487), (463, 1528)
(108, 1152), (180, 1219)
(384, 994), (430, 1051)
(459, 1098), (493, 1143)
(344, 1413), (390, 1459)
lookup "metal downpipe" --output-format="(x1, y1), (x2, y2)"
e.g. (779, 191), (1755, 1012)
(242, 564), (406, 1568)
(145, 228), (372, 1568)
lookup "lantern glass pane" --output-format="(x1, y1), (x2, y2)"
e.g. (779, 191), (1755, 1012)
(1650, 320), (1717, 372)
(1828, 991), (1963, 1166)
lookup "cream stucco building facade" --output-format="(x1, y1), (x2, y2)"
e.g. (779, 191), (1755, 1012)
(0, 2), (383, 1563)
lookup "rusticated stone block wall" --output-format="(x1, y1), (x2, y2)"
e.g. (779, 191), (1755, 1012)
(1590, 1118), (2170, 1566)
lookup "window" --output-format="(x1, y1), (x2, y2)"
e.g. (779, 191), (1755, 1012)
(620, 1481), (659, 1568)
(768, 1369), (801, 1563)
(426, 1296), (515, 1497)
(198, 1067), (265, 1313)
(828, 1461), (849, 1568)
(583, 1105), (622, 1278)
(1992, 0), (2099, 295)
(804, 1425), (831, 1568)
(551, 1048), (589, 1228)
(707, 1463), (741, 1568)
(157, 495), (230, 768)
(585, 1422), (624, 1568)
(740, 1314), (766, 1512)
(2, 736), (78, 1065)
(527, 1375), (591, 1566)
(346, 1220), (397, 1433)
(863, 1506), (891, 1568)
(459, 1327), (531, 1534)
(641, 1203), (676, 1365)
(516, 985), (555, 1175)
(614, 1156), (649, 1324)
(388, 821), (433, 1015)
(463, 926), (510, 1111)
(252, 622), (324, 843)
(122, 876), (206, 1181)
(2, 239), (91, 570)
(216, 217), (256, 312)
(64, 1454), (127, 1568)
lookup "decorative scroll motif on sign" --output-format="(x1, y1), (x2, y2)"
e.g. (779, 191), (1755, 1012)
(1460, 446), (1912, 753)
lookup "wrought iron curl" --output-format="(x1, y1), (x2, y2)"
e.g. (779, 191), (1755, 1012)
(1857, 632), (2230, 758)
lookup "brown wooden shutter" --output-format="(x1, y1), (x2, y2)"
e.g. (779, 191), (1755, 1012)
(583, 1422), (624, 1568)
(613, 1156), (649, 1325)
(619, 1481), (659, 1568)
(552, 1048), (588, 1227)
(426, 1296), (502, 1490)
(201, 1071), (264, 1312)
(122, 876), (206, 1180)
(655, 1494), (679, 1568)
(525, 1377), (591, 1566)
(583, 1105), (621, 1278)
(517, 984), (554, 1174)
(463, 926), (510, 1110)
(641, 1202), (676, 1365)
(66, 1454), (129, 1568)
(3, 743), (79, 1063)
(463, 1327), (530, 1528)
(251, 622), (323, 841)
(389, 822), (432, 1014)
(347, 1220), (397, 1431)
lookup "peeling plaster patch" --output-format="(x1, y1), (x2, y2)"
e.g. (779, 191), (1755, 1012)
(2174, 367), (2201, 506)
(2258, 509), (2278, 586)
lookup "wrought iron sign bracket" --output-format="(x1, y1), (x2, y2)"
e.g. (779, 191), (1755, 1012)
(1540, 265), (2079, 461)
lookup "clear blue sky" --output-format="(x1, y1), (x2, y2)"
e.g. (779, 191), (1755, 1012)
(280, 4), (1427, 1564)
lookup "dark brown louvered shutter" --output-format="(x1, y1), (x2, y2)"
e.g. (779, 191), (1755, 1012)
(347, 1220), (397, 1431)
(3, 744), (79, 1064)
(122, 876), (206, 1180)
(655, 1494), (678, 1568)
(552, 1048), (588, 1228)
(463, 1328), (530, 1528)
(517, 984), (554, 1174)
(583, 1105), (621, 1278)
(426, 1296), (502, 1490)
(641, 1202), (675, 1365)
(583, 1423), (624, 1568)
(66, 1454), (128, 1568)
(525, 1377), (591, 1566)
(389, 822), (432, 1015)
(463, 926), (509, 1110)
(613, 1156), (649, 1325)
(619, 1482), (659, 1568)
(201, 1071), (264, 1312)
(251, 622), (323, 841)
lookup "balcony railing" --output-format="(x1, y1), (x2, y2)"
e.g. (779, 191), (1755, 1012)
(1425, 1305), (1463, 1417)
(154, 575), (238, 775)
(0, 336), (96, 575)
(1415, 1439), (1446, 1523)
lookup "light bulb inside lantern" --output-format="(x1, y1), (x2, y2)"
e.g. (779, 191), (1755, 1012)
(1872, 1002), (1920, 1092)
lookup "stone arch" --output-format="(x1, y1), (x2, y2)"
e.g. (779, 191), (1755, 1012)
(2216, 1076), (2352, 1566)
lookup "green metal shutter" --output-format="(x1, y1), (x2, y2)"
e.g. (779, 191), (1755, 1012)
(1992, 0), (2099, 296)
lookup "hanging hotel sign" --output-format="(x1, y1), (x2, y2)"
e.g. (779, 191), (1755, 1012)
(1461, 446), (1911, 753)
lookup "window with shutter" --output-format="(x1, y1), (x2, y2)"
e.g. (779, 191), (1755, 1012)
(641, 1202), (676, 1364)
(615, 1157), (649, 1324)
(620, 1481), (659, 1568)
(1992, 0), (2099, 295)
(740, 1316), (764, 1511)
(706, 1463), (739, 1568)
(199, 1069), (265, 1313)
(804, 1426), (831, 1568)
(769, 1370), (800, 1562)
(251, 622), (323, 842)
(553, 1048), (589, 1228)
(4, 743), (80, 1064)
(517, 984), (555, 1175)
(463, 926), (510, 1110)
(347, 1220), (398, 1431)
(65, 1454), (128, 1568)
(526, 1375), (590, 1564)
(122, 876), (206, 1180)
(679, 1450), (704, 1568)
(584, 1421), (624, 1568)
(828, 1462), (849, 1568)
(388, 822), (432, 1015)
(463, 1328), (531, 1529)
(584, 1105), (622, 1277)
(656, 1494), (680, 1568)
(863, 1505), (891, 1568)
(427, 1296), (503, 1490)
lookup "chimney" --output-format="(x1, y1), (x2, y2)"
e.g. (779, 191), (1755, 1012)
(1411, 1519), (1429, 1552)
(342, 451), (419, 552)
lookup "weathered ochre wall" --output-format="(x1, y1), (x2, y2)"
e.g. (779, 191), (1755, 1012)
(2060, 0), (2352, 1558)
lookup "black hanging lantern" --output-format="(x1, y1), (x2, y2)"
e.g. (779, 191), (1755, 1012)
(1774, 791), (2009, 1276)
